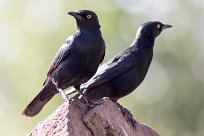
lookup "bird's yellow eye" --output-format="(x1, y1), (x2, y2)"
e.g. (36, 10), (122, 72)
(87, 15), (92, 20)
(156, 24), (161, 29)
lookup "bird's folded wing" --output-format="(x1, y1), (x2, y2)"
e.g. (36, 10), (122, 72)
(81, 52), (135, 89)
(43, 38), (72, 85)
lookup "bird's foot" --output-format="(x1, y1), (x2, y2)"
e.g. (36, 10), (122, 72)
(86, 99), (103, 109)
(69, 98), (81, 109)
(76, 90), (95, 108)
(83, 97), (94, 108)
(115, 102), (137, 128)
(60, 90), (81, 108)
(76, 90), (102, 109)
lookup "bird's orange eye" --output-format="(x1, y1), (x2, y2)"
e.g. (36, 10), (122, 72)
(156, 24), (161, 29)
(87, 15), (92, 20)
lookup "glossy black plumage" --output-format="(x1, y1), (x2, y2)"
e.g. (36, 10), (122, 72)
(77, 21), (172, 101)
(22, 10), (105, 117)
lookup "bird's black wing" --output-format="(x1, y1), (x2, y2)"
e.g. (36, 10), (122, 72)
(43, 37), (73, 85)
(81, 51), (135, 89)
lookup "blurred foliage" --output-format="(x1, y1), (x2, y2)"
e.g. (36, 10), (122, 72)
(0, 0), (204, 135)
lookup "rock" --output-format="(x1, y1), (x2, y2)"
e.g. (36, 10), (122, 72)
(28, 98), (159, 136)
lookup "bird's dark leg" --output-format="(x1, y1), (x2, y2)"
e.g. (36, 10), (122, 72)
(52, 79), (69, 102)
(59, 88), (81, 109)
(73, 85), (93, 104)
(65, 88), (93, 108)
(78, 92), (107, 109)
(77, 90), (89, 100)
(65, 88), (89, 101)
(74, 88), (95, 108)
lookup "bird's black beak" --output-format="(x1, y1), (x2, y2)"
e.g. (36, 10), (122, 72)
(68, 11), (83, 20)
(162, 24), (173, 30)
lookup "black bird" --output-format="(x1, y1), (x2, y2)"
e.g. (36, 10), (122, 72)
(72, 21), (172, 102)
(22, 10), (105, 117)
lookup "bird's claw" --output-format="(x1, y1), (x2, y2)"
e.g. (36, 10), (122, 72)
(69, 98), (81, 109)
(87, 101), (95, 109)
(86, 99), (103, 109)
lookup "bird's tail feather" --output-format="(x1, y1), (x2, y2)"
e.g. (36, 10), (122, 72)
(22, 87), (57, 117)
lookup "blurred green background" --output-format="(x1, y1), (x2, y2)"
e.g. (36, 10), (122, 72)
(1, 0), (204, 135)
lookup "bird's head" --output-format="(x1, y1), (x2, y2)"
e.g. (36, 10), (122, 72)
(136, 21), (172, 39)
(68, 10), (100, 30)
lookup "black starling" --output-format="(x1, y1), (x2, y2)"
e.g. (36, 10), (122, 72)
(22, 10), (105, 117)
(73, 21), (172, 102)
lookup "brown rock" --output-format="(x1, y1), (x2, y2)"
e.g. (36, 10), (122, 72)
(28, 98), (159, 136)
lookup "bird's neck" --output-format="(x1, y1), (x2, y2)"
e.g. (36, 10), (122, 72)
(78, 27), (101, 34)
(132, 35), (155, 49)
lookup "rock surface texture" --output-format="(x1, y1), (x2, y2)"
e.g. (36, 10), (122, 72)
(28, 98), (159, 136)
